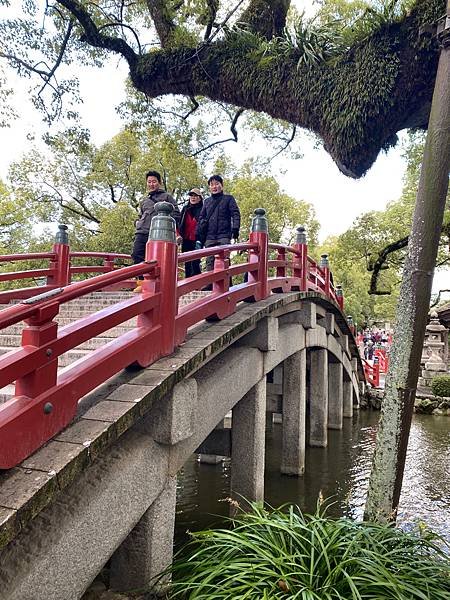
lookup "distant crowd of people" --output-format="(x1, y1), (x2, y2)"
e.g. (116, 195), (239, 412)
(131, 170), (240, 291)
(358, 328), (392, 361)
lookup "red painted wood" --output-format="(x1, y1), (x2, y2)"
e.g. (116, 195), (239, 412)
(0, 232), (351, 468)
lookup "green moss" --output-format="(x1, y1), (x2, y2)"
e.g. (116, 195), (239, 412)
(133, 0), (444, 177)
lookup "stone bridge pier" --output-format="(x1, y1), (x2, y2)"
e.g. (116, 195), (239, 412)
(0, 293), (362, 600)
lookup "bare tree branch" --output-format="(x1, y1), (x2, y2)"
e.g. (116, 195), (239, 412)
(266, 125), (297, 161)
(368, 222), (450, 295)
(190, 108), (244, 157)
(203, 0), (219, 40)
(430, 289), (450, 308)
(56, 0), (138, 68)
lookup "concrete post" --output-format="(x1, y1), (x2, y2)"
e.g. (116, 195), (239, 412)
(308, 348), (328, 447)
(328, 362), (343, 430)
(343, 377), (353, 418)
(231, 379), (266, 509)
(110, 476), (177, 593)
(281, 350), (307, 475)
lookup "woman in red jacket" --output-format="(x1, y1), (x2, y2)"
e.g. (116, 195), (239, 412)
(179, 188), (203, 277)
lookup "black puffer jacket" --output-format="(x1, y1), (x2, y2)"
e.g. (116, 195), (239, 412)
(135, 189), (180, 234)
(196, 192), (240, 244)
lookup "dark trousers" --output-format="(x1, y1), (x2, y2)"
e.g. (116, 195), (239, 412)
(204, 238), (230, 271)
(182, 239), (201, 278)
(132, 232), (148, 264)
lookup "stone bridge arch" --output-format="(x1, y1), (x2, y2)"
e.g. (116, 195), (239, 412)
(0, 292), (363, 600)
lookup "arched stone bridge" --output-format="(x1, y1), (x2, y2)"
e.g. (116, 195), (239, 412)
(0, 205), (363, 599)
(0, 291), (362, 599)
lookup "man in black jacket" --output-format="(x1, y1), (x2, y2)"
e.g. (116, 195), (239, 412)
(131, 170), (180, 266)
(195, 174), (240, 272)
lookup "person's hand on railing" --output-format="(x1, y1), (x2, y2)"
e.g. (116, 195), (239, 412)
(176, 235), (183, 246)
(232, 228), (239, 242)
(195, 241), (203, 250)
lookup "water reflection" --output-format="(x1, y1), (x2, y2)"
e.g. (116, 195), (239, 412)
(175, 412), (450, 544)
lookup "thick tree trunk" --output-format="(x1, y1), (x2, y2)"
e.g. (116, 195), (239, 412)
(364, 4), (450, 523)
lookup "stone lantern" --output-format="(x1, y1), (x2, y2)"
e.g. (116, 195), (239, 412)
(418, 311), (448, 390)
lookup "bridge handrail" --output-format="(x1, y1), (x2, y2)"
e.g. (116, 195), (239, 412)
(0, 208), (348, 468)
(0, 252), (56, 262)
(177, 242), (257, 263)
(0, 261), (156, 332)
(0, 248), (134, 303)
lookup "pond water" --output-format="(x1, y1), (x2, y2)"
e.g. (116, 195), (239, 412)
(175, 411), (450, 545)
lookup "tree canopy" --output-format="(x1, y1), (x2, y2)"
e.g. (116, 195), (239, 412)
(0, 0), (445, 178)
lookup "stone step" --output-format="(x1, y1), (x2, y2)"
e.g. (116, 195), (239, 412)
(0, 333), (116, 351)
(0, 346), (90, 368)
(0, 321), (137, 338)
(0, 385), (15, 405)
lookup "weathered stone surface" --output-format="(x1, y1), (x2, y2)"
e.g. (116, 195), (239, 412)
(236, 316), (278, 351)
(264, 322), (306, 374)
(147, 378), (198, 445)
(309, 348), (328, 447)
(110, 476), (177, 593)
(231, 379), (266, 508)
(0, 428), (169, 600)
(306, 326), (327, 349)
(168, 346), (264, 474)
(22, 440), (89, 491)
(281, 349), (306, 475)
(328, 362), (343, 430)
(325, 313), (335, 335)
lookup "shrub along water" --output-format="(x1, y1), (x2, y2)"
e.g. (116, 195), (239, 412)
(166, 502), (450, 599)
(431, 375), (450, 398)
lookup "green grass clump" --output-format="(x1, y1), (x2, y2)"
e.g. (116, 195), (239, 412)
(168, 503), (450, 599)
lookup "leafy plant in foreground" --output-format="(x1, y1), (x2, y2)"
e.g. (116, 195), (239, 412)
(166, 502), (450, 599)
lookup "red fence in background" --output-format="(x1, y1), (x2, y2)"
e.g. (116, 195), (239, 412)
(0, 208), (347, 468)
(362, 358), (380, 388)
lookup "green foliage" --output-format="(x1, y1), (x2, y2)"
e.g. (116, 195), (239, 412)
(431, 375), (450, 399)
(317, 129), (449, 325)
(283, 13), (345, 68)
(88, 202), (136, 255)
(226, 166), (319, 246)
(167, 502), (450, 599)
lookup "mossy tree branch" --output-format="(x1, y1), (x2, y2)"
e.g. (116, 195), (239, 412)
(53, 0), (444, 178)
(145, 0), (177, 47)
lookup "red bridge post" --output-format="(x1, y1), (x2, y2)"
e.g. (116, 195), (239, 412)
(15, 302), (60, 398)
(249, 208), (269, 300)
(293, 226), (308, 291)
(144, 202), (178, 356)
(48, 224), (70, 287)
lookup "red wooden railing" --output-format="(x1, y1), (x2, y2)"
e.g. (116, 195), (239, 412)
(374, 348), (389, 373)
(0, 226), (133, 303)
(0, 207), (346, 468)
